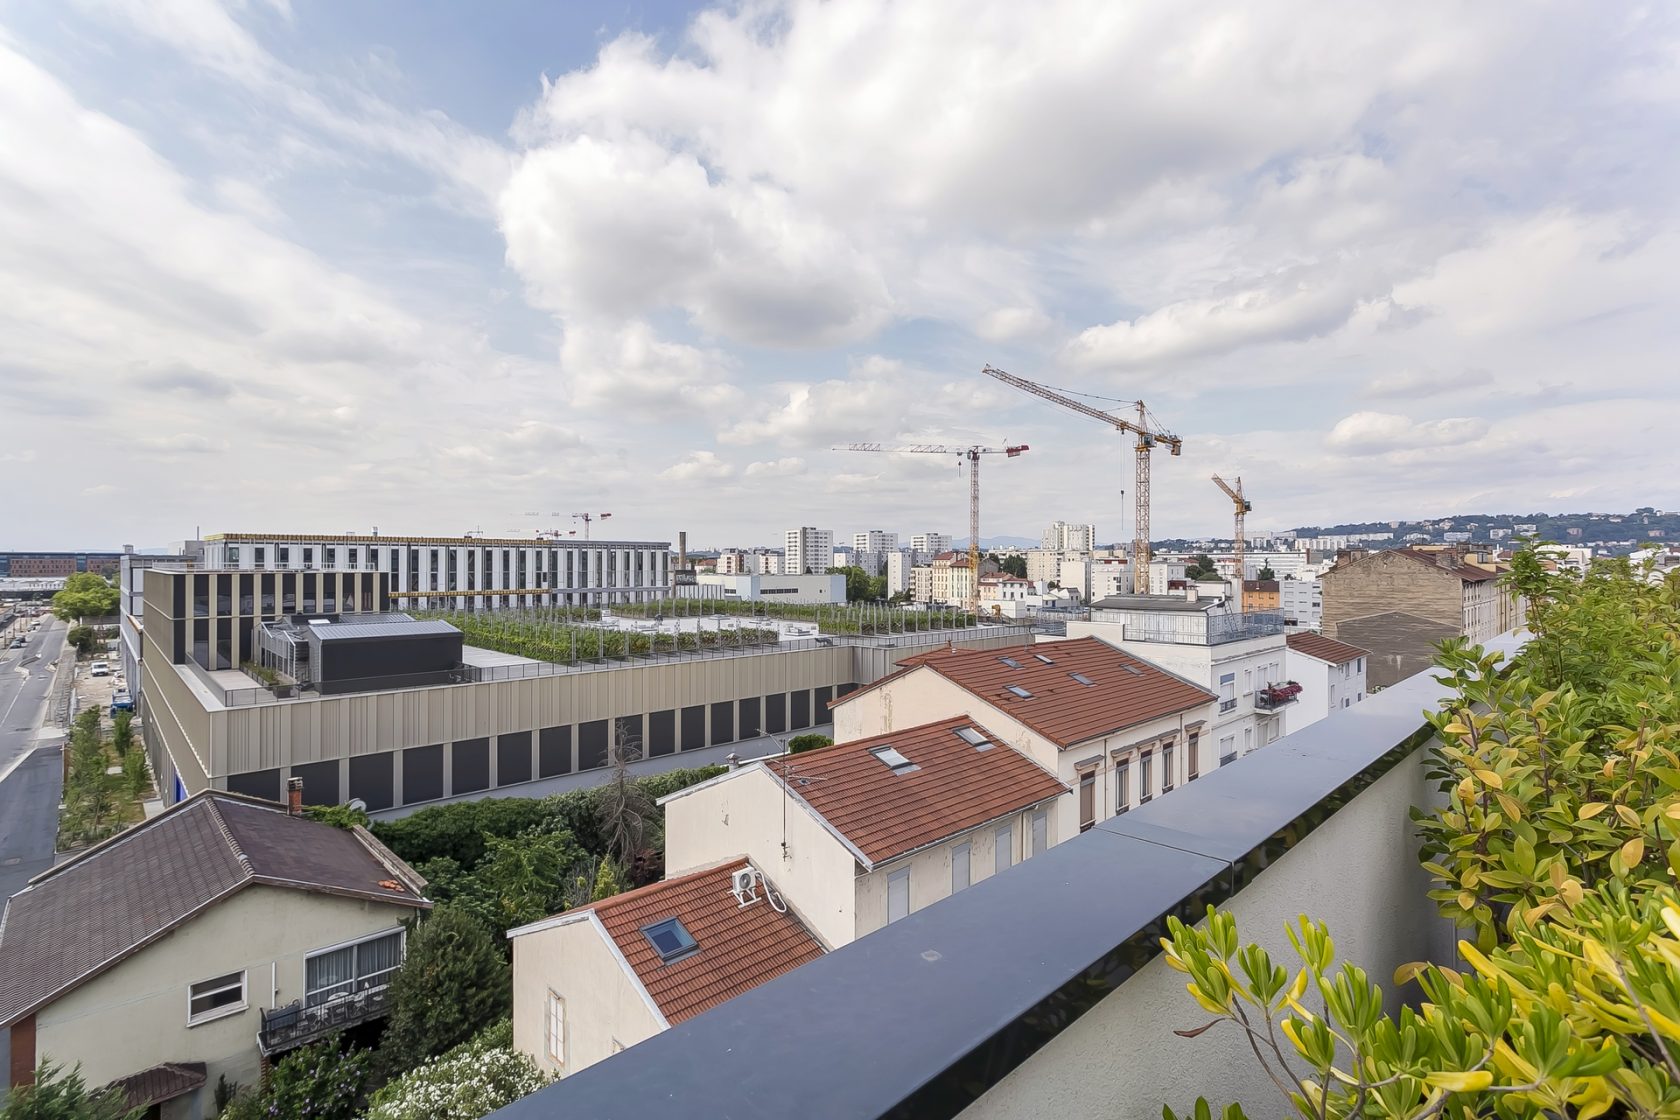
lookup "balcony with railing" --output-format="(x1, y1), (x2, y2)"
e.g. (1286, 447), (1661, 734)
(1254, 680), (1302, 710)
(489, 631), (1527, 1120)
(1093, 605), (1286, 646)
(258, 981), (393, 1056)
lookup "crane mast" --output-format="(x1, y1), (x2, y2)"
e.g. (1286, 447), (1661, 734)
(1211, 474), (1251, 611)
(836, 443), (1028, 613)
(981, 365), (1181, 595)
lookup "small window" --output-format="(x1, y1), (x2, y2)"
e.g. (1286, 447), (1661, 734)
(999, 656), (1022, 668)
(1120, 663), (1144, 675)
(1032, 653), (1054, 664)
(546, 991), (566, 1067)
(1031, 809), (1049, 855)
(1078, 770), (1096, 832)
(952, 843), (971, 892)
(887, 868), (910, 923)
(1070, 672), (1095, 686)
(642, 918), (698, 962)
(1115, 758), (1131, 813)
(1139, 751), (1154, 804)
(954, 727), (991, 750)
(187, 970), (246, 1024)
(994, 823), (1013, 874)
(1005, 684), (1033, 699)
(1163, 743), (1176, 793)
(869, 745), (918, 772)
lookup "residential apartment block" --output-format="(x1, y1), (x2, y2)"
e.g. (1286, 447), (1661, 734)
(1284, 632), (1369, 730)
(1320, 548), (1525, 688)
(0, 550), (127, 577)
(198, 532), (672, 610)
(509, 859), (824, 1080)
(1041, 522), (1096, 552)
(1069, 593), (1292, 766)
(852, 531), (899, 553)
(830, 637), (1216, 840)
(910, 533), (952, 554)
(908, 552), (997, 605)
(784, 527), (835, 575)
(0, 790), (428, 1117)
(1279, 576), (1323, 631)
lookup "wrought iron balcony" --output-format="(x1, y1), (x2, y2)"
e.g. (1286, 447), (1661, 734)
(258, 984), (393, 1056)
(1255, 681), (1302, 710)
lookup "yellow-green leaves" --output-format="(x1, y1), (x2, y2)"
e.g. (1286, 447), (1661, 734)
(1424, 1070), (1493, 1093)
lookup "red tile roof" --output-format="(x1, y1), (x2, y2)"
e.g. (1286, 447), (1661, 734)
(835, 636), (1214, 749)
(1286, 632), (1368, 665)
(766, 716), (1067, 866)
(569, 860), (824, 1026)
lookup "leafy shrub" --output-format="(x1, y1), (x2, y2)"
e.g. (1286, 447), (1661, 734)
(0, 1061), (139, 1120)
(377, 905), (510, 1079)
(787, 734), (832, 755)
(366, 1019), (551, 1120)
(110, 711), (133, 756)
(218, 1038), (368, 1120)
(303, 803), (370, 830)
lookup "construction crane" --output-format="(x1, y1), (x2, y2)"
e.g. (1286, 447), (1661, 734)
(836, 443), (1029, 613)
(1212, 474), (1251, 612)
(981, 365), (1182, 595)
(572, 512), (612, 540)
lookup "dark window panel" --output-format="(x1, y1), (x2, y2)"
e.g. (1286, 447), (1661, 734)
(739, 697), (761, 739)
(790, 690), (811, 731)
(681, 706), (705, 750)
(348, 753), (394, 811)
(539, 726), (573, 777)
(193, 574), (209, 618)
(403, 744), (444, 804)
(260, 573), (275, 614)
(578, 720), (609, 771)
(216, 573), (232, 616)
(226, 768), (281, 803)
(837, 682), (860, 697)
(814, 685), (833, 716)
(498, 731), (533, 787)
(710, 701), (734, 745)
(615, 715), (644, 762)
(291, 760), (339, 807)
(766, 693), (786, 735)
(452, 737), (490, 795)
(238, 573), (254, 614)
(648, 710), (676, 757)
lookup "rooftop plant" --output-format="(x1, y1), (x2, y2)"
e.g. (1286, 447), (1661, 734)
(1163, 549), (1680, 1119)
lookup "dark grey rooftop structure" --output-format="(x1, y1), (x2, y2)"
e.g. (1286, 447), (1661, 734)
(257, 611), (463, 694)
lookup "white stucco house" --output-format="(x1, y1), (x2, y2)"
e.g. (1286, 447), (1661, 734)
(0, 790), (429, 1118)
(1284, 632), (1370, 731)
(828, 637), (1217, 841)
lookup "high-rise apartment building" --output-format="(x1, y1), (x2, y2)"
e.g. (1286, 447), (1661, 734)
(911, 533), (952, 554)
(852, 530), (899, 553)
(1041, 522), (1097, 552)
(784, 528), (835, 576)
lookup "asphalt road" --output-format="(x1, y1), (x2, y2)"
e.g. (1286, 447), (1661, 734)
(0, 617), (67, 1092)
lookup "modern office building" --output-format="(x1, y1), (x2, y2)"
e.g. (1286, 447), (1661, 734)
(136, 566), (1031, 814)
(783, 528), (835, 576)
(196, 532), (672, 610)
(0, 550), (128, 577)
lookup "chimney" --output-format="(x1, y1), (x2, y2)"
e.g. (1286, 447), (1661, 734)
(726, 752), (740, 769)
(1436, 550), (1456, 570)
(678, 531), (688, 570)
(1184, 583), (1199, 602)
(286, 776), (303, 816)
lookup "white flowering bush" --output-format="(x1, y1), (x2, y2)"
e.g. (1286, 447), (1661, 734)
(366, 1020), (551, 1120)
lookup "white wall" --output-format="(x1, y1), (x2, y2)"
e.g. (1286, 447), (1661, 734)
(512, 915), (664, 1079)
(35, 885), (413, 1097)
(663, 767), (858, 949)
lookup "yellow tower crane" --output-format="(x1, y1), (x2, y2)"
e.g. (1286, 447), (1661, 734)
(836, 443), (1029, 613)
(1211, 474), (1251, 612)
(981, 365), (1181, 595)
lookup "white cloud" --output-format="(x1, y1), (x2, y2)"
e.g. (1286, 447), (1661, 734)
(1325, 411), (1491, 455)
(660, 450), (735, 482)
(976, 307), (1053, 343)
(558, 321), (742, 418)
(1362, 369), (1494, 399)
(744, 457), (806, 477)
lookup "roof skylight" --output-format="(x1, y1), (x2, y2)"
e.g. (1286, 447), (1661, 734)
(1070, 672), (1095, 686)
(999, 656), (1022, 668)
(870, 745), (919, 773)
(1033, 653), (1054, 664)
(1005, 684), (1034, 699)
(954, 726), (993, 750)
(642, 917), (699, 962)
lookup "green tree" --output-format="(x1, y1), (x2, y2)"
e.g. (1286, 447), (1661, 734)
(303, 803), (370, 830)
(1184, 554), (1217, 580)
(51, 574), (119, 623)
(787, 733), (833, 755)
(120, 748), (148, 802)
(590, 857), (625, 901)
(378, 906), (510, 1079)
(219, 1038), (369, 1120)
(596, 722), (653, 870)
(110, 711), (133, 757)
(1255, 564), (1275, 581)
(0, 1061), (140, 1120)
(65, 626), (95, 656)
(826, 565), (876, 602)
(998, 554), (1028, 579)
(478, 828), (585, 927)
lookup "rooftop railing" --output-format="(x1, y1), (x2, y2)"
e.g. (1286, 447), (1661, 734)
(489, 631), (1525, 1120)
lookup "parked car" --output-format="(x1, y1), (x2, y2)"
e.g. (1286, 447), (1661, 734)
(90, 661), (111, 676)
(7, 638), (24, 649)
(110, 693), (135, 715)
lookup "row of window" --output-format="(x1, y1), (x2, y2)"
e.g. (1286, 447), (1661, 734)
(222, 685), (862, 809)
(884, 810), (1052, 925)
(222, 545), (666, 590)
(1077, 732), (1203, 831)
(185, 929), (403, 1027)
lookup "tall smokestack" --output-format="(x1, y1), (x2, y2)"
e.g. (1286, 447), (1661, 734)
(678, 531), (688, 570)
(286, 776), (303, 816)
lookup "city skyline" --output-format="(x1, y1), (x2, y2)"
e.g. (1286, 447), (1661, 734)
(3, 2), (1677, 548)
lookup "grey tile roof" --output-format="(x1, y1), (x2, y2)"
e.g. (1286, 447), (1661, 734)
(106, 1062), (206, 1109)
(0, 792), (427, 1027)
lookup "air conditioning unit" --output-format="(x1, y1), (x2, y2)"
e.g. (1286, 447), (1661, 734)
(731, 866), (761, 906)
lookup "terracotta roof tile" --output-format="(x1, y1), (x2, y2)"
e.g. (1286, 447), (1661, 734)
(837, 636), (1214, 749)
(1286, 632), (1368, 665)
(106, 1062), (206, 1109)
(581, 860), (825, 1025)
(765, 716), (1067, 866)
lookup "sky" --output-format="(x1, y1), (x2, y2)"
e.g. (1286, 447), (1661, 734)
(2, 1), (1678, 551)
